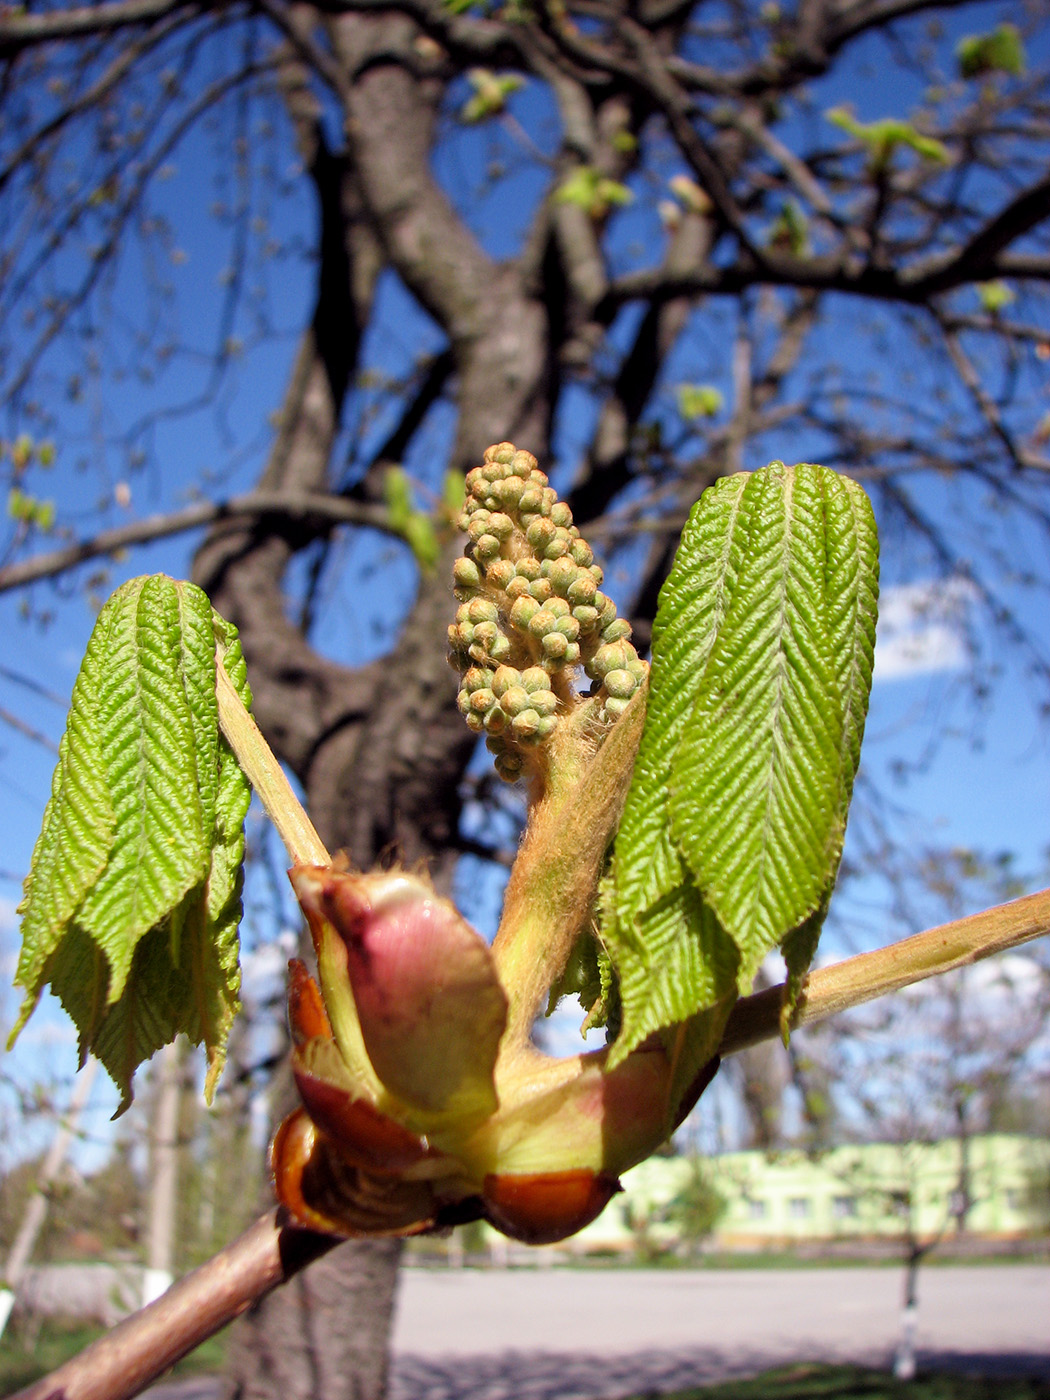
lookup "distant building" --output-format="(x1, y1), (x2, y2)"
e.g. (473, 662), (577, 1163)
(567, 1133), (1050, 1253)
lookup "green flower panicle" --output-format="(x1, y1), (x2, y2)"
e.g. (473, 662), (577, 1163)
(448, 442), (648, 780)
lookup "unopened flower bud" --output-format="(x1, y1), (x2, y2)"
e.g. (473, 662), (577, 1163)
(601, 618), (632, 643)
(526, 518), (557, 551)
(486, 559), (516, 590)
(510, 595), (540, 629)
(603, 669), (637, 699)
(484, 707), (508, 733)
(468, 597), (499, 624)
(546, 557), (578, 595)
(590, 641), (635, 679)
(500, 686), (530, 716)
(495, 752), (524, 782)
(453, 558), (482, 590)
(491, 665), (520, 696)
(511, 708), (542, 740)
(528, 608), (556, 638)
(567, 574), (596, 606)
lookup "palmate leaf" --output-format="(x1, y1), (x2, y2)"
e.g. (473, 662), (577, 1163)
(604, 463), (878, 1071)
(9, 640), (114, 1039)
(604, 475), (750, 1067)
(76, 577), (209, 998)
(9, 577), (252, 1111)
(669, 464), (844, 976)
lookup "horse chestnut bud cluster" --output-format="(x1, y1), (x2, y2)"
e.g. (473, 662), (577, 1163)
(448, 442), (648, 779)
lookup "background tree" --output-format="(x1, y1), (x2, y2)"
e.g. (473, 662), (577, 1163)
(0, 3), (1049, 1399)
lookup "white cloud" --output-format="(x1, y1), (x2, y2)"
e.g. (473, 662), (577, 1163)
(873, 577), (978, 682)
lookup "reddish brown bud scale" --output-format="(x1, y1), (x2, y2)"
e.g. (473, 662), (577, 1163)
(272, 1109), (436, 1239)
(482, 1169), (621, 1245)
(287, 958), (333, 1046)
(291, 1056), (431, 1173)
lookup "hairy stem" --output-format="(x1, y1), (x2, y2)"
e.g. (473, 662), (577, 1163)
(721, 884), (1050, 1054)
(14, 886), (1049, 1400)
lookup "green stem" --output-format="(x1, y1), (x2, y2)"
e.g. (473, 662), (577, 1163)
(214, 655), (329, 867)
(721, 884), (1050, 1055)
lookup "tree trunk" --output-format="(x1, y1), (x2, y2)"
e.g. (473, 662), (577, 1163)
(222, 1239), (402, 1400)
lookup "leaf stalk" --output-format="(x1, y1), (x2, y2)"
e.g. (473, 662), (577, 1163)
(214, 656), (329, 867)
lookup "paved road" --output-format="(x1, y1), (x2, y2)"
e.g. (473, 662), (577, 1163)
(147, 1264), (1049, 1400)
(387, 1265), (1049, 1397)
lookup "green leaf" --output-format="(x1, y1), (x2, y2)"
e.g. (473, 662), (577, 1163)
(605, 462), (878, 1069)
(554, 167), (633, 218)
(768, 200), (809, 256)
(404, 513), (440, 570)
(385, 466), (441, 570)
(194, 617), (252, 1100)
(10, 641), (114, 1039)
(460, 69), (524, 124)
(957, 24), (1025, 80)
(611, 473), (751, 937)
(383, 465), (413, 532)
(442, 469), (466, 514)
(677, 384), (724, 420)
(977, 280), (1015, 314)
(10, 576), (252, 1110)
(826, 107), (949, 168)
(604, 474), (751, 1066)
(669, 465), (845, 977)
(77, 577), (209, 998)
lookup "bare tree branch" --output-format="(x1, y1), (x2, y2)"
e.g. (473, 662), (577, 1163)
(0, 0), (205, 53)
(0, 491), (389, 596)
